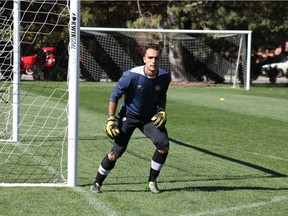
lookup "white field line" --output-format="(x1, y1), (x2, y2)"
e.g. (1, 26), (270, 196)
(196, 143), (288, 162)
(181, 195), (288, 216)
(73, 187), (118, 216)
(237, 151), (288, 162)
(11, 143), (117, 215)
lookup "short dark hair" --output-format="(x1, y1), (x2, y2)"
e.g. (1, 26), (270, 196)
(143, 43), (162, 56)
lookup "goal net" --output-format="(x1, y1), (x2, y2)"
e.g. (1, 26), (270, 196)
(80, 28), (251, 89)
(0, 0), (79, 186)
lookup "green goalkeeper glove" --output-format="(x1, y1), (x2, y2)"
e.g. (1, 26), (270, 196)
(151, 108), (167, 128)
(105, 116), (120, 139)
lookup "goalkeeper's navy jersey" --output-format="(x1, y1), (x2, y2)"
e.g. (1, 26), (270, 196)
(110, 65), (171, 118)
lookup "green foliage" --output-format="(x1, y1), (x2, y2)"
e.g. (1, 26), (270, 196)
(81, 8), (95, 26)
(126, 15), (162, 29)
(16, 1), (288, 53)
(21, 1), (69, 46)
(86, 0), (287, 51)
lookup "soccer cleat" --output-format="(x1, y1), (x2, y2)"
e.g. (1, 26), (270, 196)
(146, 181), (160, 194)
(91, 183), (102, 193)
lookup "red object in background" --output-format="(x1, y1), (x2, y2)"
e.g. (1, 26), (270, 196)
(21, 46), (57, 75)
(21, 55), (37, 74)
(42, 47), (56, 67)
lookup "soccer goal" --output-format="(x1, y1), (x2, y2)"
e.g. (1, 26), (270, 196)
(80, 27), (251, 90)
(0, 0), (80, 187)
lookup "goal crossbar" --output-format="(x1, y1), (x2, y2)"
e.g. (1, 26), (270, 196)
(81, 27), (252, 35)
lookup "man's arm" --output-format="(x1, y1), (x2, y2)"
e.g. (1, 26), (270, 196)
(108, 71), (131, 117)
(108, 101), (117, 117)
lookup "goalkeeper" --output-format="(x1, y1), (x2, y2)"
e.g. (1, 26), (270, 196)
(91, 43), (171, 194)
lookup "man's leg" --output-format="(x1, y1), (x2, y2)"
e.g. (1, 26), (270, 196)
(143, 123), (170, 194)
(91, 151), (117, 193)
(146, 149), (168, 194)
(91, 114), (136, 193)
(149, 149), (168, 182)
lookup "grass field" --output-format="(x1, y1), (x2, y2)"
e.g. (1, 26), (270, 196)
(1, 82), (288, 216)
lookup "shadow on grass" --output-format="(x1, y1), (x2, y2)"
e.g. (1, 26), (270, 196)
(170, 138), (287, 178)
(79, 137), (288, 193)
(251, 83), (288, 88)
(162, 185), (288, 192)
(80, 183), (288, 193)
(79, 175), (288, 192)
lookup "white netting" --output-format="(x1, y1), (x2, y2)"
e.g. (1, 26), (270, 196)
(0, 0), (70, 185)
(80, 28), (249, 87)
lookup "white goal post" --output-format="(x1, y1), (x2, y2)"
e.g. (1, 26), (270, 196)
(0, 0), (80, 187)
(80, 27), (251, 90)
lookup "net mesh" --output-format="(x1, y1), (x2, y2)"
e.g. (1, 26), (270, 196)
(80, 29), (248, 87)
(0, 0), (70, 184)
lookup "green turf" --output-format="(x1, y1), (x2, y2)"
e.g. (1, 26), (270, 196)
(1, 82), (288, 216)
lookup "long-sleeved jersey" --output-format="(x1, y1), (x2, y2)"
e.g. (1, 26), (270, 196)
(110, 65), (171, 118)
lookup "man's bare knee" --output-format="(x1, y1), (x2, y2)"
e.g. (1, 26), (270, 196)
(157, 149), (168, 154)
(108, 151), (118, 161)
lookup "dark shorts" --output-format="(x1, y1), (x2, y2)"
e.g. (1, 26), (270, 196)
(111, 113), (169, 158)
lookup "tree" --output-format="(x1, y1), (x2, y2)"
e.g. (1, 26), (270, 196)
(80, 0), (288, 82)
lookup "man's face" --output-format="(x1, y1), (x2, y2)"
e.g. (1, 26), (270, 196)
(143, 48), (161, 77)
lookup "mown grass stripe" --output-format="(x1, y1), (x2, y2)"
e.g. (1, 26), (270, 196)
(182, 195), (288, 216)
